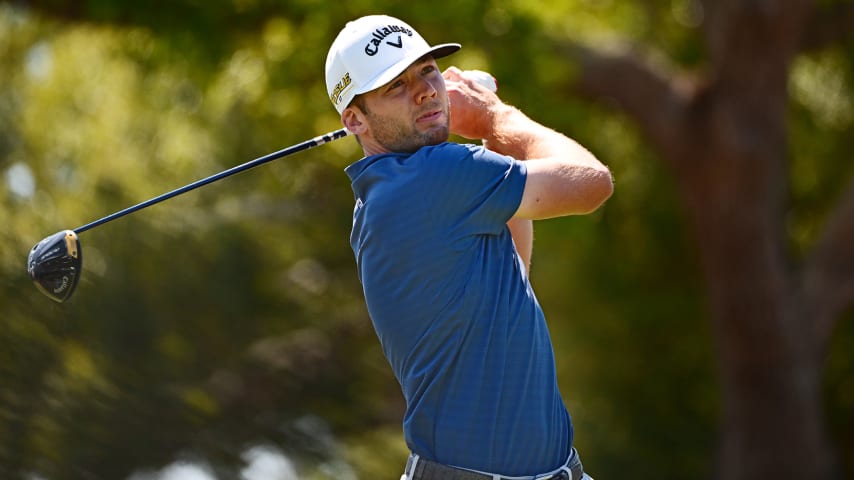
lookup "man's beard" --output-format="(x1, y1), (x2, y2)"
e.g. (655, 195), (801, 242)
(366, 103), (450, 153)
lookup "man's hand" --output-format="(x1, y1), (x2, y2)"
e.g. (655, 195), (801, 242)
(442, 66), (504, 141)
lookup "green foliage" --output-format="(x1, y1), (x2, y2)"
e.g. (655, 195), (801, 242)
(1, 1), (853, 479)
(787, 47), (854, 256)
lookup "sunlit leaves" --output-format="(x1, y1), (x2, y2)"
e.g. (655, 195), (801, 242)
(787, 47), (854, 256)
(791, 49), (853, 130)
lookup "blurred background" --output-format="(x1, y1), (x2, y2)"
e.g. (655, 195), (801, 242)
(1, 1), (852, 479)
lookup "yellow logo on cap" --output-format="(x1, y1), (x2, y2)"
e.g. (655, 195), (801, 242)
(330, 72), (352, 106)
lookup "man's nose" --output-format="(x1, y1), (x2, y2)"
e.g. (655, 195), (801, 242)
(414, 77), (438, 104)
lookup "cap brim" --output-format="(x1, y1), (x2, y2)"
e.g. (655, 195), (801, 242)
(430, 43), (462, 60)
(354, 43), (461, 96)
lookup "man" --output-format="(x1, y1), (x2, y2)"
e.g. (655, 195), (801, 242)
(325, 15), (612, 480)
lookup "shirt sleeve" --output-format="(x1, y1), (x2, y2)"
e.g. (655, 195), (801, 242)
(420, 143), (527, 236)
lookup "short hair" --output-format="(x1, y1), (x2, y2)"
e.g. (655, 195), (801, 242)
(351, 94), (369, 114)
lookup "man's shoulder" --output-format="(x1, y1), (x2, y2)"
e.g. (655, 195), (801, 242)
(417, 142), (482, 158)
(416, 142), (512, 169)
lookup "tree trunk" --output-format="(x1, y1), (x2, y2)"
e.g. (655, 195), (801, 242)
(676, 110), (839, 478)
(677, 2), (840, 477)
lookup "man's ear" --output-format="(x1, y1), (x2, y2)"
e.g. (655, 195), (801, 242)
(342, 106), (367, 135)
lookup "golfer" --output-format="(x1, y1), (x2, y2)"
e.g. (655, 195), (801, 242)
(326, 15), (612, 480)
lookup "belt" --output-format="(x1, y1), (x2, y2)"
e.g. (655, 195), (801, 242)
(403, 448), (585, 480)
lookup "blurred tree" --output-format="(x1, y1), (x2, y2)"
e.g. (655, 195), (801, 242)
(544, 1), (854, 479)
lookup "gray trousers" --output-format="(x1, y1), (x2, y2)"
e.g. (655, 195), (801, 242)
(401, 448), (591, 480)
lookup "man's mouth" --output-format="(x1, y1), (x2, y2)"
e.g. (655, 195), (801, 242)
(417, 109), (444, 123)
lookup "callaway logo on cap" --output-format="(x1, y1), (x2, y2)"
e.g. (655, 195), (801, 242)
(325, 15), (461, 113)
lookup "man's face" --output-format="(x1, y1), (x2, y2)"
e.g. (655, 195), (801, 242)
(350, 56), (450, 154)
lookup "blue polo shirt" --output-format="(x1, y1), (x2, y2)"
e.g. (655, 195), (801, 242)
(345, 142), (571, 476)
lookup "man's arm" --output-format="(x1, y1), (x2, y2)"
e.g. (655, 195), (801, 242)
(507, 217), (533, 274)
(444, 67), (613, 218)
(483, 105), (613, 219)
(443, 67), (613, 272)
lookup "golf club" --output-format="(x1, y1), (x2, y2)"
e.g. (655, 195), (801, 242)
(27, 69), (498, 303)
(27, 128), (350, 303)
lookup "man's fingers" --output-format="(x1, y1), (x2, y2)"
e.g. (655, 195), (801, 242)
(442, 66), (464, 81)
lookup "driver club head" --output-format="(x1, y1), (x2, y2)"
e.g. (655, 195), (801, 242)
(27, 230), (82, 303)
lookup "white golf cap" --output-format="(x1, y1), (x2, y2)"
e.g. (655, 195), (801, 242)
(325, 15), (460, 113)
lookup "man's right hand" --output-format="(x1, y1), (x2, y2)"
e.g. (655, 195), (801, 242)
(442, 66), (505, 141)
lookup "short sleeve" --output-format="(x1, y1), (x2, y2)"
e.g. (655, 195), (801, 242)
(419, 143), (527, 235)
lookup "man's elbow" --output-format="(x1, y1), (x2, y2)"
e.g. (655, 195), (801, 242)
(576, 167), (614, 214)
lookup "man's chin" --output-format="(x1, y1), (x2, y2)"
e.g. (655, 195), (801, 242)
(377, 126), (450, 153)
(423, 126), (450, 146)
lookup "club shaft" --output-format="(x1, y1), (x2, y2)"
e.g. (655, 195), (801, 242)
(74, 128), (350, 234)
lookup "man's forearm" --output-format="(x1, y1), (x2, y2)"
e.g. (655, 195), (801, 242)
(482, 105), (579, 162)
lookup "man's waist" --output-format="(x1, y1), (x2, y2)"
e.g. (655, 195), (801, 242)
(403, 447), (585, 480)
(402, 406), (572, 474)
